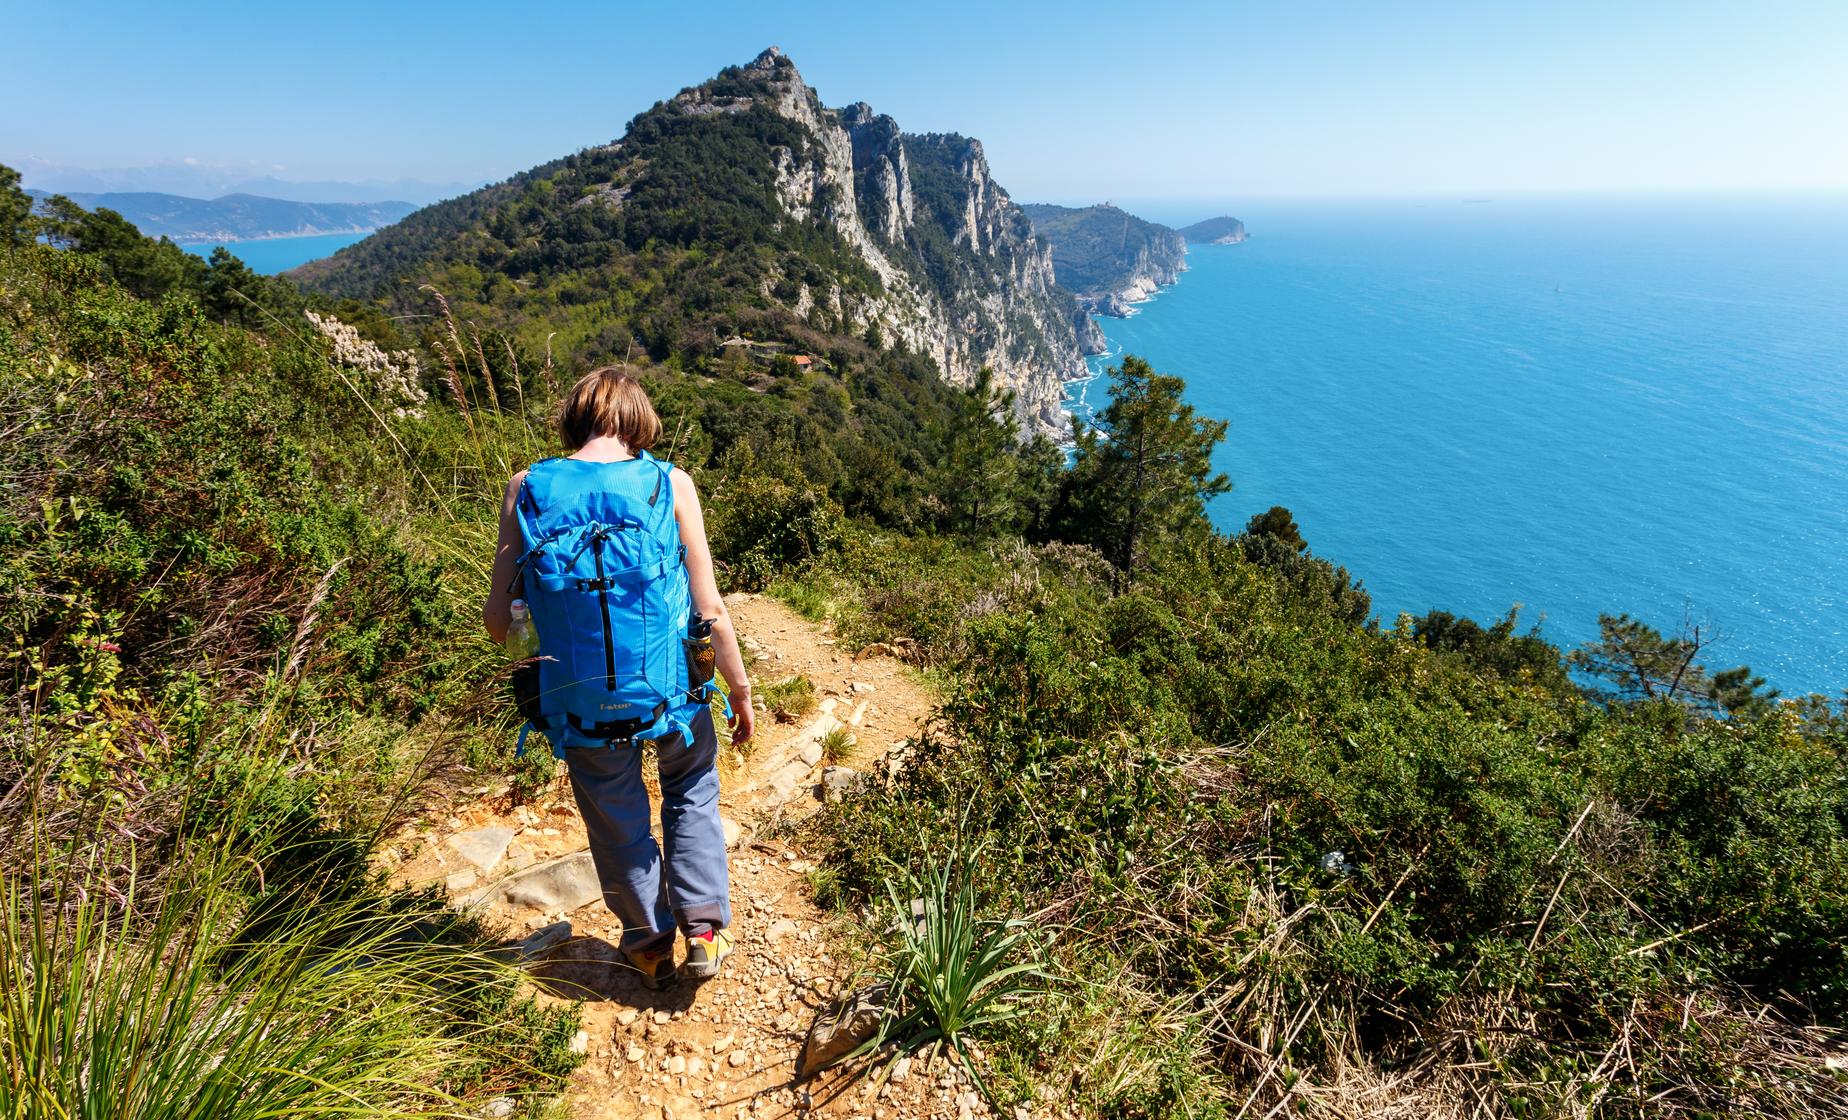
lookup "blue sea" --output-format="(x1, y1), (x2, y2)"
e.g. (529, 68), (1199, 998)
(1070, 194), (1848, 697)
(181, 230), (368, 274)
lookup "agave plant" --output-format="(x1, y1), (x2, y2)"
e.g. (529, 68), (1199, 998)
(871, 843), (1051, 1105)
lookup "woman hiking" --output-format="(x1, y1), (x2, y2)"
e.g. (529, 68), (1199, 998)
(484, 366), (754, 989)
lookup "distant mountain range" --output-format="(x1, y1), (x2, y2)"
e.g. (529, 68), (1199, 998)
(13, 157), (472, 205)
(27, 189), (416, 243)
(1022, 204), (1246, 316)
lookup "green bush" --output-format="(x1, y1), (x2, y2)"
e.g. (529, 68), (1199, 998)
(703, 470), (845, 591)
(810, 528), (1848, 1115)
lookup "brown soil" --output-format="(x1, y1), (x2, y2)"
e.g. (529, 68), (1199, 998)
(380, 594), (1007, 1119)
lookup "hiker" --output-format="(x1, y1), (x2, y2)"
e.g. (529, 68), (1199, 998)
(484, 365), (754, 989)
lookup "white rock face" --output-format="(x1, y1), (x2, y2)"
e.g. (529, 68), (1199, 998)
(674, 47), (1097, 437)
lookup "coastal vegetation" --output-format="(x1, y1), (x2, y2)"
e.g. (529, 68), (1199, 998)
(6, 59), (1846, 1119)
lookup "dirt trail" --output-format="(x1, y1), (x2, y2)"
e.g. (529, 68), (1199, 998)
(380, 595), (1001, 1120)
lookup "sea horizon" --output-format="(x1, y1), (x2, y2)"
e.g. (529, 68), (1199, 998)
(1073, 190), (1848, 697)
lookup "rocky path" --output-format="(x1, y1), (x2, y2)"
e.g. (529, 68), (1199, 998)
(379, 595), (1004, 1120)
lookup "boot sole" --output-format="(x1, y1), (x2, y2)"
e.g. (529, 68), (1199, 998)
(680, 952), (729, 982)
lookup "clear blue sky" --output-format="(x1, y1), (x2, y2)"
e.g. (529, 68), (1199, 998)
(5, 0), (1847, 200)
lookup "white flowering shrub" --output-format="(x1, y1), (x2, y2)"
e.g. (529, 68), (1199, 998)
(305, 310), (429, 419)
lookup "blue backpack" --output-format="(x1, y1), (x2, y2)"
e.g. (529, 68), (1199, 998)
(509, 453), (723, 758)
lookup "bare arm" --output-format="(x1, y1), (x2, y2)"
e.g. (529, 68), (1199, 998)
(673, 467), (754, 743)
(482, 470), (527, 645)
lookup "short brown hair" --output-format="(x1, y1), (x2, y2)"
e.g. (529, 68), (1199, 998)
(556, 366), (662, 452)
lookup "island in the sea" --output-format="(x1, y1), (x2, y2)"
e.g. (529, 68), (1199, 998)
(1178, 215), (1248, 244)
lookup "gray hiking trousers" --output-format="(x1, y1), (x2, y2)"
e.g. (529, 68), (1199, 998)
(563, 707), (731, 950)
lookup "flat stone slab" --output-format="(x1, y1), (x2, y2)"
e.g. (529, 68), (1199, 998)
(770, 759), (813, 798)
(446, 826), (515, 872)
(469, 849), (602, 912)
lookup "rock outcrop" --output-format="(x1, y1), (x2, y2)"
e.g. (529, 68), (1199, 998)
(1021, 203), (1189, 317)
(685, 48), (1100, 433)
(296, 47), (1103, 437)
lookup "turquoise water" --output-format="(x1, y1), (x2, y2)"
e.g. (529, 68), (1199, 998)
(180, 230), (368, 274)
(1071, 195), (1848, 696)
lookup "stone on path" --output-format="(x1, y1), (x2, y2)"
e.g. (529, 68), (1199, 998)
(795, 983), (890, 1079)
(470, 848), (601, 912)
(766, 918), (800, 941)
(721, 814), (744, 849)
(514, 920), (574, 961)
(770, 759), (813, 799)
(446, 826), (515, 872)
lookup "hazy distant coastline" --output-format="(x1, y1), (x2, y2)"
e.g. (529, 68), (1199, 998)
(26, 188), (411, 245)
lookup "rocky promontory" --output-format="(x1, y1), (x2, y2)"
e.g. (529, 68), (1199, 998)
(1021, 203), (1188, 317)
(297, 47), (1099, 439)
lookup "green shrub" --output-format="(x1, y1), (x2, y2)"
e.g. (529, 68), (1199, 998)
(810, 529), (1848, 1114)
(703, 471), (845, 592)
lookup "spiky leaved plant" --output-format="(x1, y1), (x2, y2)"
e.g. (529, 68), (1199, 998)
(870, 843), (1050, 1107)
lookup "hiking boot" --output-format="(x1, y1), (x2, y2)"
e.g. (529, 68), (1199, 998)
(617, 940), (677, 990)
(680, 928), (734, 982)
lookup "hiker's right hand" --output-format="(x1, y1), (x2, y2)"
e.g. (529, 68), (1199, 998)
(728, 690), (754, 745)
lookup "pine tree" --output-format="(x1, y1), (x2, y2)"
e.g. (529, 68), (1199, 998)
(1059, 355), (1229, 583)
(1569, 612), (1779, 716)
(0, 164), (33, 247)
(936, 369), (1021, 535)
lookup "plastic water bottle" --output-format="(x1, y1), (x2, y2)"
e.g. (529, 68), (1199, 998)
(506, 599), (539, 660)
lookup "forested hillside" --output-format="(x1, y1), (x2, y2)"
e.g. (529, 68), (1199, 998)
(6, 120), (1847, 1120)
(1021, 202), (1189, 315)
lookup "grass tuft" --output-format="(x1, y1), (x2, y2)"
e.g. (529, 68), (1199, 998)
(759, 674), (818, 723)
(819, 725), (856, 764)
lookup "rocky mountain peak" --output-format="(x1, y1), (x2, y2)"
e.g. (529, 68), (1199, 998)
(299, 48), (1103, 439)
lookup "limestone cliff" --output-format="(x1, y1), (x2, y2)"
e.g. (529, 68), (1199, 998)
(669, 48), (1101, 433)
